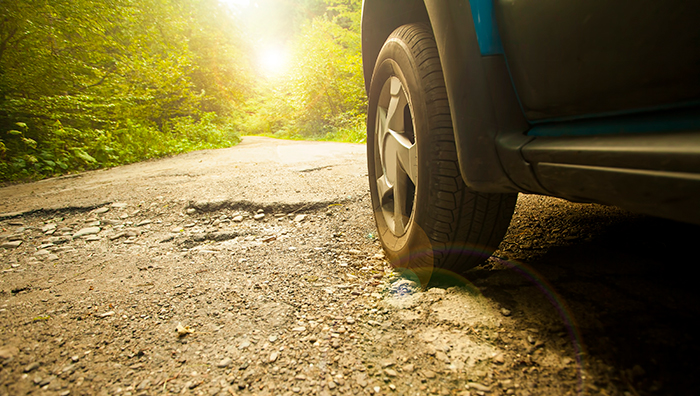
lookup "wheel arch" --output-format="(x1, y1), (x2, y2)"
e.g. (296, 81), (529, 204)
(363, 0), (539, 193)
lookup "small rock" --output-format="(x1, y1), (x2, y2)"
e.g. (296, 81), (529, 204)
(328, 381), (337, 389)
(269, 351), (279, 363)
(232, 215), (244, 222)
(422, 369), (436, 379)
(41, 224), (57, 232)
(99, 311), (115, 318)
(292, 326), (306, 332)
(85, 235), (100, 242)
(217, 357), (233, 368)
(35, 249), (51, 257)
(253, 213), (265, 220)
(293, 214), (307, 223)
(186, 208), (197, 214)
(1, 241), (22, 248)
(269, 335), (278, 342)
(467, 382), (491, 392)
(384, 368), (398, 377)
(92, 207), (110, 214)
(493, 354), (505, 364)
(24, 362), (40, 372)
(137, 379), (151, 390)
(500, 308), (512, 316)
(111, 202), (128, 208)
(238, 340), (251, 349)
(39, 375), (56, 387)
(73, 227), (100, 238)
(136, 220), (152, 227)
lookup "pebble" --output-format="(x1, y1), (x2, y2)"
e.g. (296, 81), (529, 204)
(73, 227), (101, 238)
(92, 207), (110, 214)
(232, 215), (244, 222)
(111, 202), (128, 208)
(293, 214), (307, 223)
(500, 308), (512, 316)
(1, 241), (22, 248)
(467, 382), (491, 392)
(24, 362), (40, 372)
(384, 368), (398, 377)
(253, 213), (265, 220)
(85, 235), (100, 242)
(41, 224), (57, 232)
(216, 357), (233, 368)
(422, 369), (436, 379)
(137, 220), (152, 226)
(269, 351), (279, 363)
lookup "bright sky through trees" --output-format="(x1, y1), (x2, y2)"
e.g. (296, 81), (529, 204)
(0, 0), (366, 181)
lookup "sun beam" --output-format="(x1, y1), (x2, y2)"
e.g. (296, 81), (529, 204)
(257, 45), (289, 77)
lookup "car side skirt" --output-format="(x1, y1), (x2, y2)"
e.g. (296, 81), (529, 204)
(519, 130), (700, 224)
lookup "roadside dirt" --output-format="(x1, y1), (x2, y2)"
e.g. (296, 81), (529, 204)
(1, 137), (698, 396)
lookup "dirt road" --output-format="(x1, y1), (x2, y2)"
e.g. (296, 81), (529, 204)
(1, 137), (698, 396)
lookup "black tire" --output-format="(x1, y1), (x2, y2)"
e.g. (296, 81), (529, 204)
(367, 23), (516, 278)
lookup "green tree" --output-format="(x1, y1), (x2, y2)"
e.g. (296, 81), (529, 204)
(242, 0), (366, 142)
(0, 0), (252, 181)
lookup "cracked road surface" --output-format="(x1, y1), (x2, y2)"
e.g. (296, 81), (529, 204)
(1, 136), (698, 396)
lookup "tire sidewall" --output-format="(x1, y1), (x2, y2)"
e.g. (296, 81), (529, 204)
(367, 35), (434, 268)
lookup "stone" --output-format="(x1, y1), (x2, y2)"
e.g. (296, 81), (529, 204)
(232, 215), (244, 222)
(384, 368), (398, 377)
(253, 213), (265, 220)
(217, 357), (233, 368)
(73, 227), (101, 238)
(1, 241), (22, 248)
(269, 351), (279, 363)
(92, 207), (110, 214)
(0, 346), (18, 360)
(293, 214), (307, 223)
(467, 382), (491, 392)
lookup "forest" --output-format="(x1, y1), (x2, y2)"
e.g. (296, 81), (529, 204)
(0, 0), (365, 182)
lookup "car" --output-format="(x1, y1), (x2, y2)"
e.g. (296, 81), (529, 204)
(361, 0), (700, 277)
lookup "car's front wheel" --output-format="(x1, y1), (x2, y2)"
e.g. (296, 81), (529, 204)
(367, 23), (516, 279)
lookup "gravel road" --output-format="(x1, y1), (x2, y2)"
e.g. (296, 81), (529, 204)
(1, 136), (698, 396)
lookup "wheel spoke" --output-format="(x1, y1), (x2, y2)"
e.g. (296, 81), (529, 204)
(374, 76), (416, 236)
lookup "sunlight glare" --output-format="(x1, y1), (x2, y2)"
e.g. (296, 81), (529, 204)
(258, 45), (289, 76)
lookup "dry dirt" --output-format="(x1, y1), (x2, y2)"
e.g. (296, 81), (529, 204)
(1, 136), (698, 396)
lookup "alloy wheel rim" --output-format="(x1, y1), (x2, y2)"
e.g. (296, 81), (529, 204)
(374, 76), (418, 236)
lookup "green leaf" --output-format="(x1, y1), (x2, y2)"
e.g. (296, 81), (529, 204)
(7, 130), (22, 136)
(73, 148), (97, 163)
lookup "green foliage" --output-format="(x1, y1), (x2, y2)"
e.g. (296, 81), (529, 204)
(0, 0), (250, 182)
(241, 0), (367, 143)
(0, 0), (368, 182)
